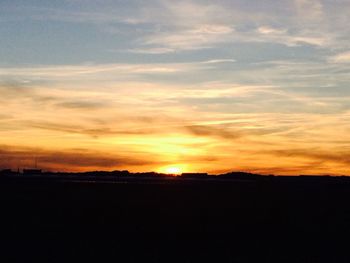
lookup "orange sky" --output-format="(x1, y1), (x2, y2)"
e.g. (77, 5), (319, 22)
(1, 78), (350, 175)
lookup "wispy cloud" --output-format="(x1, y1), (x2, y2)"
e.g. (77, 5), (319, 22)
(184, 125), (242, 140)
(143, 24), (234, 52)
(0, 145), (156, 172)
(200, 59), (236, 64)
(127, 47), (176, 54)
(329, 51), (350, 63)
(0, 63), (199, 79)
(266, 148), (350, 172)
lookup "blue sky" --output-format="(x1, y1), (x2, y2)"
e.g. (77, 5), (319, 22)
(1, 0), (350, 174)
(1, 0), (347, 65)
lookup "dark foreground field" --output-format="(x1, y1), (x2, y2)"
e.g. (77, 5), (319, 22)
(1, 176), (350, 262)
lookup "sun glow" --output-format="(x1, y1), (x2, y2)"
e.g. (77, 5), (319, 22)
(164, 166), (182, 175)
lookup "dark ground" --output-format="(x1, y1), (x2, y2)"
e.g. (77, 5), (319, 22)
(1, 176), (350, 262)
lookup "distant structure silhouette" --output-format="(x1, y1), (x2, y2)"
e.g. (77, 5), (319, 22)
(23, 157), (42, 175)
(23, 169), (42, 175)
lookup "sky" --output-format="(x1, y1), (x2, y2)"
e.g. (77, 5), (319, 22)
(1, 0), (350, 175)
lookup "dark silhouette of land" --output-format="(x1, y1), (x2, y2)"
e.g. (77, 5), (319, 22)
(1, 167), (347, 181)
(1, 168), (350, 262)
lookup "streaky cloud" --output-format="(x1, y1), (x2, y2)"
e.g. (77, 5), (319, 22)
(0, 145), (157, 172)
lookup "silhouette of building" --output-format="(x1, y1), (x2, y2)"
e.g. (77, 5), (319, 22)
(23, 169), (42, 175)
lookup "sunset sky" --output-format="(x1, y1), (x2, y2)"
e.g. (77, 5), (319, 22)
(1, 0), (350, 175)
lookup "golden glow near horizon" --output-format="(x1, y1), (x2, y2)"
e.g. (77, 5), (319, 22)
(1, 79), (350, 175)
(163, 166), (183, 175)
(1, 1), (350, 175)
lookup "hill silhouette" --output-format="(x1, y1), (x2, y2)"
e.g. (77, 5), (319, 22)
(0, 168), (346, 181)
